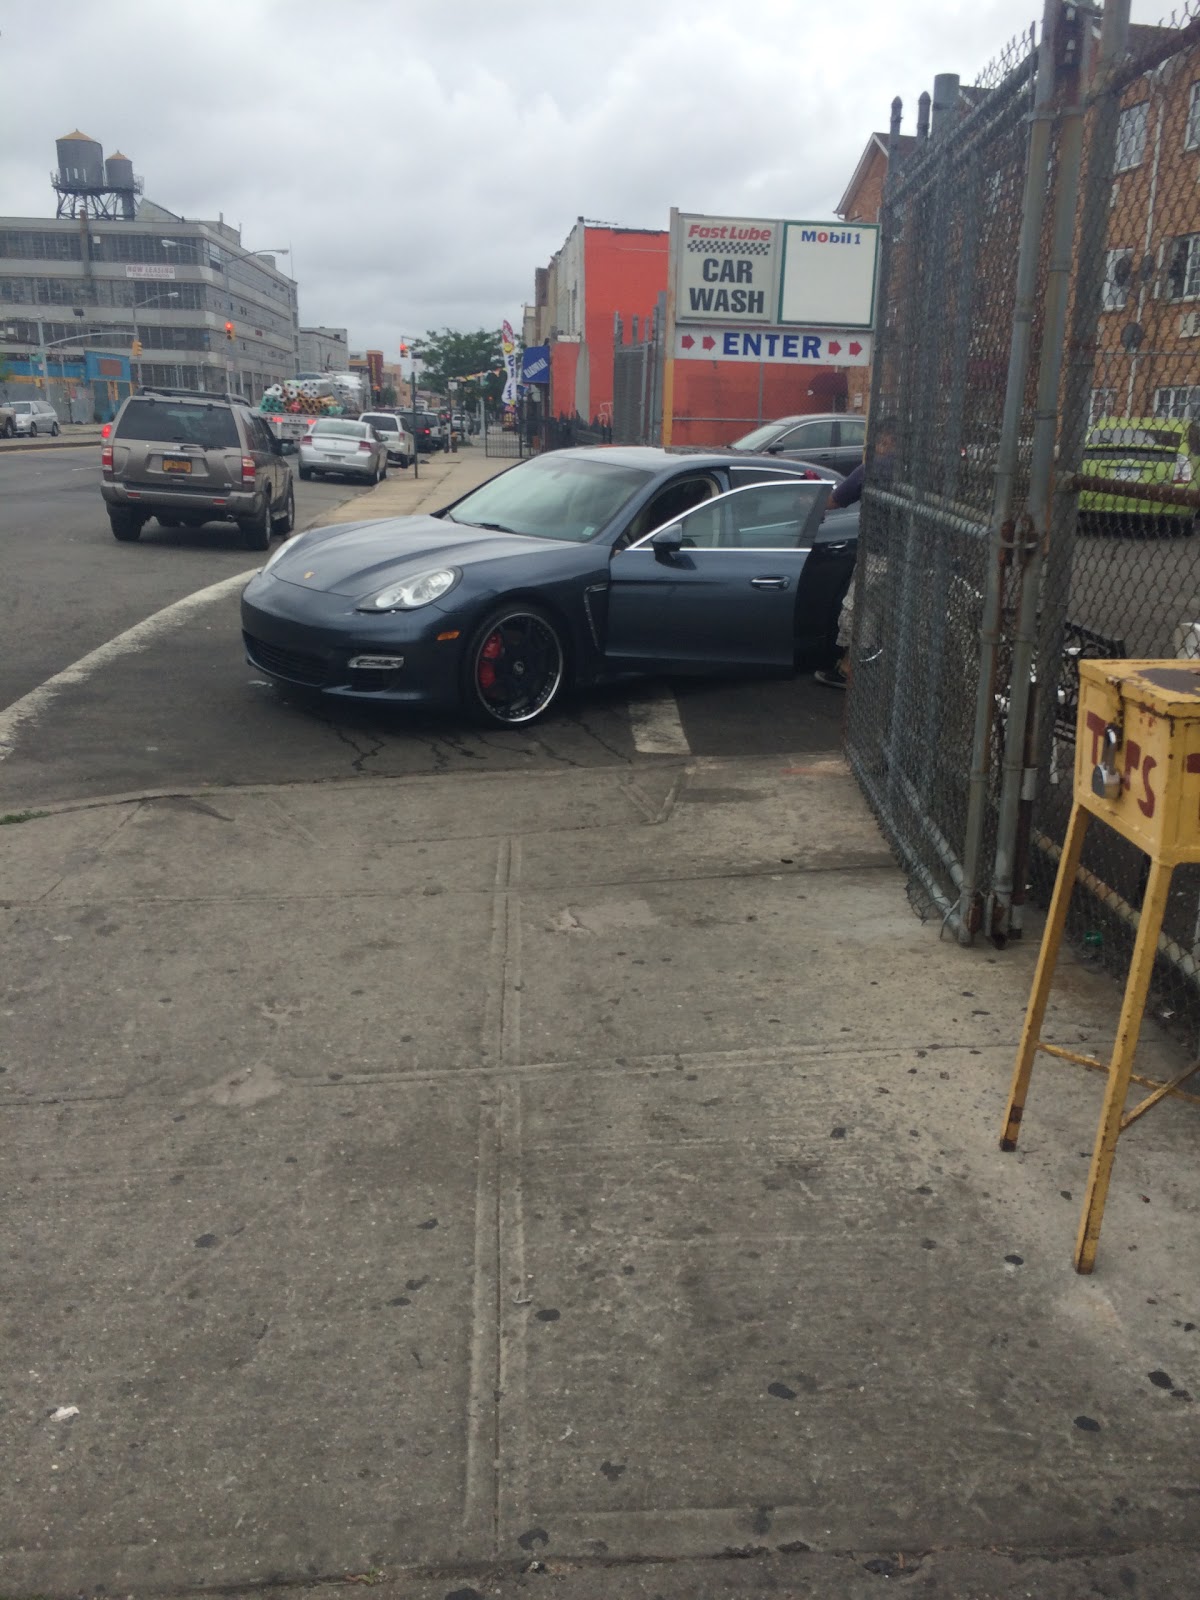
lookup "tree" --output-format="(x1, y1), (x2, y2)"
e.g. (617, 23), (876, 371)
(412, 328), (506, 410)
(378, 384), (397, 407)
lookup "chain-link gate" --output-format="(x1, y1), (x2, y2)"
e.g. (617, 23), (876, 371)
(612, 295), (665, 446)
(1031, 2), (1200, 1036)
(847, 0), (1200, 1039)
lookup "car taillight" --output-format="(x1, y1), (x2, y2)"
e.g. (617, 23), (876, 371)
(301, 434), (315, 447)
(241, 455), (256, 484)
(358, 440), (373, 452)
(101, 445), (113, 470)
(1175, 456), (1193, 484)
(100, 422), (112, 440)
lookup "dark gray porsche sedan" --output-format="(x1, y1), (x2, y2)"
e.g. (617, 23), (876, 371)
(241, 446), (857, 728)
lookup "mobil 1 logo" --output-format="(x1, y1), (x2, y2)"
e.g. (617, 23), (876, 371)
(677, 214), (780, 323)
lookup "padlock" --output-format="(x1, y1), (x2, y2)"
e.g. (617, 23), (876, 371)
(1091, 723), (1122, 800)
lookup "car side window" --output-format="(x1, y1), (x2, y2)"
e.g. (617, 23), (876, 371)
(718, 482), (828, 548)
(778, 421), (835, 450)
(621, 473), (722, 546)
(838, 418), (866, 449)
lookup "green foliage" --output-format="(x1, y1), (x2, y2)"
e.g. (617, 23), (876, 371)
(412, 327), (506, 409)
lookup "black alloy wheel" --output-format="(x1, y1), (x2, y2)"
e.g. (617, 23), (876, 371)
(463, 603), (567, 727)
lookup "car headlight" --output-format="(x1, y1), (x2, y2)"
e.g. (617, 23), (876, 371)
(357, 568), (459, 612)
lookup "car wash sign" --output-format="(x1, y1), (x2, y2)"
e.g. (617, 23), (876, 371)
(676, 215), (781, 323)
(674, 327), (871, 366)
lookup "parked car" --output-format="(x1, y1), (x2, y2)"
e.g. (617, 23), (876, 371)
(1078, 416), (1200, 536)
(241, 446), (853, 728)
(101, 387), (294, 549)
(10, 398), (61, 437)
(729, 413), (865, 476)
(0, 403), (16, 439)
(360, 410), (414, 468)
(409, 410), (447, 454)
(299, 417), (389, 483)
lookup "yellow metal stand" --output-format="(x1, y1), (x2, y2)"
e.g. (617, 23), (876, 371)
(1001, 660), (1200, 1273)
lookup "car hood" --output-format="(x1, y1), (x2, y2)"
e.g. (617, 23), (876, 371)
(270, 514), (555, 596)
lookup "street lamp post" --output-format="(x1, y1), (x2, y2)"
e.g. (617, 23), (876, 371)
(130, 290), (180, 392)
(160, 239), (288, 400)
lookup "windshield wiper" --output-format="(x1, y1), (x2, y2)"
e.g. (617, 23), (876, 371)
(454, 519), (520, 534)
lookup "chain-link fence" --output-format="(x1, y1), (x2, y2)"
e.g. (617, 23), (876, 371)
(1031, 3), (1200, 1034)
(848, 0), (1200, 1037)
(845, 27), (1044, 934)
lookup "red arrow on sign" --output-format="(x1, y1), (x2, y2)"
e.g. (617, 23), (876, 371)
(827, 340), (841, 355)
(702, 335), (715, 350)
(680, 333), (695, 349)
(849, 341), (862, 355)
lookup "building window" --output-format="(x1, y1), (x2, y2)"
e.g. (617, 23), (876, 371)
(1165, 234), (1200, 301)
(1101, 248), (1134, 311)
(1114, 102), (1148, 171)
(1155, 385), (1200, 420)
(1090, 387), (1118, 423)
(1186, 82), (1200, 151)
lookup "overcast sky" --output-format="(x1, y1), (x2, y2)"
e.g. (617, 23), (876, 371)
(2, 0), (1168, 358)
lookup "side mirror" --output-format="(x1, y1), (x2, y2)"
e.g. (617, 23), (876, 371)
(650, 522), (684, 559)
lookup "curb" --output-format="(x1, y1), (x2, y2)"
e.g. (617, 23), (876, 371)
(0, 433), (102, 453)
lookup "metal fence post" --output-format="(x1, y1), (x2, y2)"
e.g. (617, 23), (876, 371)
(991, 0), (1093, 941)
(956, 6), (1056, 942)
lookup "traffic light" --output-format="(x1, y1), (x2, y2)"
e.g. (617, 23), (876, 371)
(225, 321), (235, 342)
(131, 338), (143, 357)
(399, 343), (408, 356)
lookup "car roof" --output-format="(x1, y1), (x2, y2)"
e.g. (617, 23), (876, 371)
(548, 445), (835, 475)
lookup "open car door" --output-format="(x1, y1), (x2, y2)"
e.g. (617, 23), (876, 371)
(605, 479), (829, 672)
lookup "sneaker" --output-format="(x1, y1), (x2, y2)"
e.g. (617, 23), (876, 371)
(814, 667), (847, 690)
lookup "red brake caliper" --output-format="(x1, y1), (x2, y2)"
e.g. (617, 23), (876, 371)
(478, 630), (503, 694)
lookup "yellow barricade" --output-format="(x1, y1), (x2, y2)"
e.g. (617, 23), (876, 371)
(1002, 660), (1200, 1272)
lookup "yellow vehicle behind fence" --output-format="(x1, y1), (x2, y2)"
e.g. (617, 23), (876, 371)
(1078, 416), (1200, 535)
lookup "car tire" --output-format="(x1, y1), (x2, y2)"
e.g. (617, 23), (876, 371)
(109, 508), (143, 542)
(380, 461), (388, 480)
(240, 496), (271, 552)
(273, 481), (296, 535)
(51, 422), (60, 437)
(29, 423), (37, 438)
(299, 465), (312, 481)
(462, 602), (568, 728)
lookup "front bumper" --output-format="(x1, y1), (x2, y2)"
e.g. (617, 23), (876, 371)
(241, 572), (462, 705)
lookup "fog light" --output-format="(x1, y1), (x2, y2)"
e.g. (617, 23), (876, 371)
(349, 654), (405, 670)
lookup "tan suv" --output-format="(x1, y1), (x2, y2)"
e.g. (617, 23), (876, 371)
(101, 388), (295, 549)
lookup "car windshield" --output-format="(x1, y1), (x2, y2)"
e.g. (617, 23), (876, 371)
(313, 419), (367, 437)
(1086, 427), (1183, 451)
(445, 454), (653, 542)
(363, 415), (399, 432)
(730, 421), (791, 451)
(114, 399), (239, 448)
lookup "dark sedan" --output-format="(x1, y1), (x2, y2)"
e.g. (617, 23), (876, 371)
(241, 447), (857, 728)
(729, 413), (865, 477)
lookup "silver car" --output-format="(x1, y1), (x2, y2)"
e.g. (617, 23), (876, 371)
(11, 399), (61, 437)
(298, 417), (389, 482)
(359, 411), (414, 468)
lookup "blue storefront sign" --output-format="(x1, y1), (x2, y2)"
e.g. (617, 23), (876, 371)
(521, 345), (550, 384)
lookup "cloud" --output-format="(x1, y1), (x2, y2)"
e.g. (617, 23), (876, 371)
(0, 0), (1173, 359)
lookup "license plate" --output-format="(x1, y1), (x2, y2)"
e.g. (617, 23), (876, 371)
(1112, 465), (1141, 481)
(162, 457), (192, 474)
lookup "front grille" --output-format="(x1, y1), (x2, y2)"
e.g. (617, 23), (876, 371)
(244, 633), (327, 687)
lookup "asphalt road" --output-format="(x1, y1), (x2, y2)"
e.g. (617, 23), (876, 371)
(1, 445), (376, 709)
(0, 449), (845, 809)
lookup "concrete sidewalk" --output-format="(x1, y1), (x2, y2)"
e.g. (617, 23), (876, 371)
(0, 421), (105, 452)
(3, 750), (1199, 1596)
(317, 440), (509, 524)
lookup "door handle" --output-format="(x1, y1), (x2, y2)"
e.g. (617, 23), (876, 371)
(750, 576), (789, 590)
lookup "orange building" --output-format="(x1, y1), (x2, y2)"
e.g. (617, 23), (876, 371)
(532, 218), (669, 423)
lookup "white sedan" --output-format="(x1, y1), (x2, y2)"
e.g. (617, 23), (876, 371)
(360, 411), (414, 468)
(298, 418), (389, 483)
